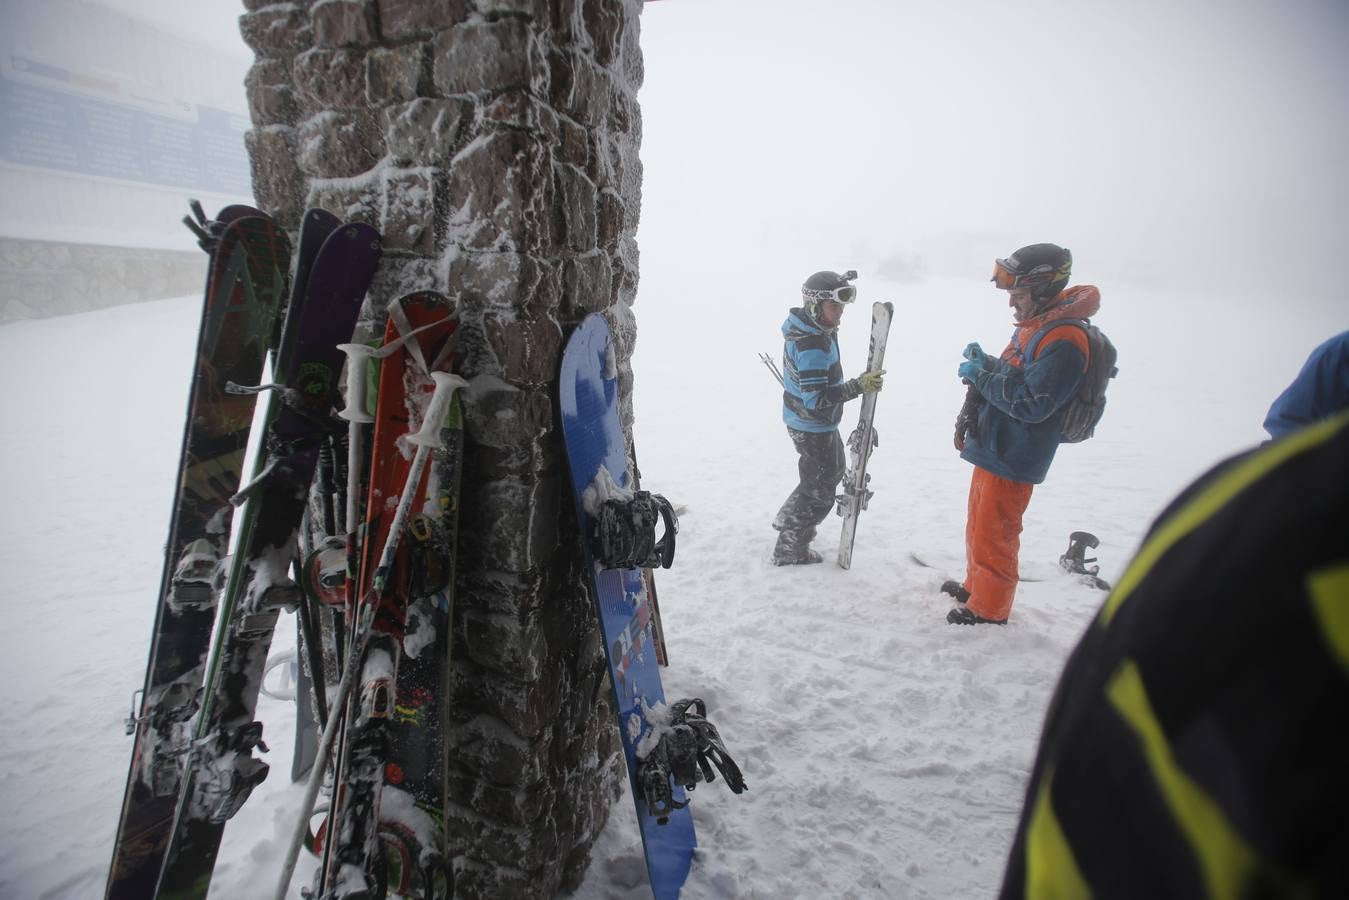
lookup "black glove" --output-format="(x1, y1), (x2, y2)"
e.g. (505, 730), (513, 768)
(954, 385), (983, 451)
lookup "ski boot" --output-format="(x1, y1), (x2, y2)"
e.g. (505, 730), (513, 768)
(940, 580), (970, 604)
(946, 606), (1006, 626)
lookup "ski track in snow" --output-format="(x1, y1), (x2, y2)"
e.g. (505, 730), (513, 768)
(0, 275), (1340, 899)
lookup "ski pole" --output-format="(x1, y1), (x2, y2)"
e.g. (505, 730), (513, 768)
(759, 352), (784, 388)
(271, 606), (373, 900)
(277, 370), (466, 900)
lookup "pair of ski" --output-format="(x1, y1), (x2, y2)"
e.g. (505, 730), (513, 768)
(106, 204), (387, 899)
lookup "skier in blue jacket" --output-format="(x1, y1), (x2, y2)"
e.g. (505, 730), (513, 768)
(1262, 329), (1349, 439)
(772, 270), (884, 565)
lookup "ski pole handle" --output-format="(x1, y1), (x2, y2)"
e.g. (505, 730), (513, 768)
(336, 343), (376, 425)
(408, 371), (468, 451)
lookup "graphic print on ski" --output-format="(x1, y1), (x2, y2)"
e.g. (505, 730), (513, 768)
(837, 301), (894, 569)
(106, 211), (290, 900)
(317, 293), (462, 899)
(558, 314), (696, 900)
(154, 222), (380, 899)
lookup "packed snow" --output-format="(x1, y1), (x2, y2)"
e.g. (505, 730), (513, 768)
(0, 271), (1340, 898)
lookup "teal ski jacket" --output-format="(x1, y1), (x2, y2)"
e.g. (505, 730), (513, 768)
(781, 308), (862, 433)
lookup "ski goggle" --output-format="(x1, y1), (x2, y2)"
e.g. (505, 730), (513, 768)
(803, 284), (857, 304)
(991, 258), (1063, 291)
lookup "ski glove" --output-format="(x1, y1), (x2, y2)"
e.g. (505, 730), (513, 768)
(953, 384), (983, 451)
(857, 369), (886, 393)
(962, 342), (988, 367)
(957, 359), (984, 382)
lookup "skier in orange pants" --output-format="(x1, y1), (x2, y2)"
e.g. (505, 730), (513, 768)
(948, 243), (1100, 624)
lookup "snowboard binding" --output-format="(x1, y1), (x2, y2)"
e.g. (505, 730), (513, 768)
(1060, 531), (1112, 591)
(591, 491), (678, 570)
(636, 698), (747, 825)
(182, 199), (227, 253)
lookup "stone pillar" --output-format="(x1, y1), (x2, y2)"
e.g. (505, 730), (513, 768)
(240, 1), (646, 895)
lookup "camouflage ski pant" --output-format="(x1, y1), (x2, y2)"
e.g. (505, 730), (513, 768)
(773, 427), (846, 555)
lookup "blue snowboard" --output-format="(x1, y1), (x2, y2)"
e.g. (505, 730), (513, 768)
(558, 314), (696, 900)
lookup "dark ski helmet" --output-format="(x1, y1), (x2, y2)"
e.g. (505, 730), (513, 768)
(801, 269), (858, 318)
(991, 244), (1072, 302)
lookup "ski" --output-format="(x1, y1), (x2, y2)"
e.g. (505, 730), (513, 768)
(106, 208), (290, 900)
(559, 314), (696, 900)
(316, 293), (463, 899)
(837, 300), (894, 569)
(153, 221), (380, 899)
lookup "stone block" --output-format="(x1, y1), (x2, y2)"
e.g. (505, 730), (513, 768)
(240, 5), (312, 53)
(381, 166), (439, 254)
(297, 109), (384, 178)
(366, 42), (426, 105)
(581, 0), (623, 67)
(293, 47), (368, 111)
(446, 714), (547, 785)
(457, 469), (562, 572)
(476, 0), (550, 18)
(595, 189), (624, 251)
(451, 659), (554, 739)
(377, 0), (470, 41)
(434, 19), (548, 97)
(557, 117), (589, 171)
(443, 131), (551, 253)
(547, 49), (606, 127)
(483, 92), (559, 143)
(383, 97), (471, 166)
(313, 0), (375, 48)
(305, 179), (380, 226)
(482, 313), (564, 385)
(561, 252), (614, 317)
(443, 250), (560, 318)
(245, 127), (303, 224)
(553, 163), (597, 253)
(460, 608), (547, 681)
(245, 58), (299, 126)
(618, 3), (644, 88)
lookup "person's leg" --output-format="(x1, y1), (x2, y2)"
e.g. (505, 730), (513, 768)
(965, 469), (1033, 622)
(773, 430), (845, 562)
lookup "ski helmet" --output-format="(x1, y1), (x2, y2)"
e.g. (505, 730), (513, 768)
(801, 270), (858, 318)
(991, 244), (1072, 303)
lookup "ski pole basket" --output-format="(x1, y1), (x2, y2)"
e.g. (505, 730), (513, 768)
(590, 490), (678, 570)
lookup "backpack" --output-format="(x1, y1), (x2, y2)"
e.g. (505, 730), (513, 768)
(1024, 319), (1118, 443)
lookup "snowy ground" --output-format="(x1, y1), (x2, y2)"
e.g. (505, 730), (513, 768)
(0, 274), (1340, 899)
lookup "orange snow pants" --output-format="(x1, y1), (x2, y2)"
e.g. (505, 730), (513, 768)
(963, 467), (1034, 622)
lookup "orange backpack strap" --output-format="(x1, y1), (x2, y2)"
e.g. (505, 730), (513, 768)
(1027, 320), (1090, 371)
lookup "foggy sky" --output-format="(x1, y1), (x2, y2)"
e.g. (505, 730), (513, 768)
(72, 0), (1349, 305)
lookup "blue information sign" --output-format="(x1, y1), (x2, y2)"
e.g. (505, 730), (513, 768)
(0, 60), (252, 196)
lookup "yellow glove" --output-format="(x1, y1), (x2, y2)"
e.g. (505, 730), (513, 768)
(858, 369), (886, 393)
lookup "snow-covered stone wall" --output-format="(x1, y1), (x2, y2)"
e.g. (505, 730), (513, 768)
(239, 0), (646, 895)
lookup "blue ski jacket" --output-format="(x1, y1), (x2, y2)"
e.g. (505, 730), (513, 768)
(1263, 329), (1349, 439)
(960, 286), (1098, 484)
(781, 308), (861, 433)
